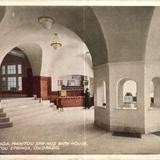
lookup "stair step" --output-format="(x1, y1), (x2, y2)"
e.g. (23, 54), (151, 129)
(0, 113), (6, 117)
(0, 117), (9, 122)
(2, 100), (40, 109)
(4, 102), (45, 113)
(0, 122), (13, 128)
(1, 97), (34, 104)
(0, 94), (27, 98)
(0, 98), (52, 128)
(7, 105), (52, 118)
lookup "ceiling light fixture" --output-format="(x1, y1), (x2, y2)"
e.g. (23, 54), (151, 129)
(38, 16), (62, 50)
(50, 33), (62, 50)
(38, 16), (55, 30)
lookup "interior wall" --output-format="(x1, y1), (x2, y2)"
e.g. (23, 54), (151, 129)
(0, 18), (93, 91)
(0, 6), (159, 134)
(0, 6), (108, 68)
(18, 43), (42, 76)
(0, 28), (44, 76)
(94, 63), (110, 130)
(109, 61), (145, 133)
(48, 26), (94, 91)
(94, 63), (109, 107)
(144, 62), (160, 133)
(142, 7), (160, 133)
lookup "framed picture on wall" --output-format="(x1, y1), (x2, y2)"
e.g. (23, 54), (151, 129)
(67, 80), (75, 86)
(58, 80), (63, 86)
(72, 75), (81, 80)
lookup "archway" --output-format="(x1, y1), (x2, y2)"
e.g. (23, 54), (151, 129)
(0, 47), (33, 97)
(0, 7), (110, 147)
(0, 6), (109, 104)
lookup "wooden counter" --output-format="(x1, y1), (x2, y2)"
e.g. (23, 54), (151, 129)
(57, 96), (84, 107)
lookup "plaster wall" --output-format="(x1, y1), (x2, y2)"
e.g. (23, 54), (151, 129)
(144, 62), (160, 133)
(0, 6), (108, 67)
(48, 27), (93, 91)
(94, 63), (109, 107)
(0, 7), (94, 91)
(109, 61), (145, 133)
(92, 7), (154, 62)
(94, 106), (109, 130)
(93, 63), (110, 130)
(18, 43), (42, 76)
(0, 6), (159, 134)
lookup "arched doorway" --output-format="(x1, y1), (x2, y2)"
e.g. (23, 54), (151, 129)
(0, 6), (108, 104)
(0, 47), (33, 97)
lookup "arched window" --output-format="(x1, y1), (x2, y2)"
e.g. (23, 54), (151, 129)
(150, 77), (160, 107)
(0, 48), (32, 93)
(117, 79), (137, 109)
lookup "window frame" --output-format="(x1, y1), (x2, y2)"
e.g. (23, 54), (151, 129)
(0, 63), (23, 92)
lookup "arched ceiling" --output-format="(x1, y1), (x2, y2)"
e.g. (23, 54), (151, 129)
(0, 6), (107, 66)
(0, 19), (93, 77)
(92, 7), (154, 62)
(145, 7), (160, 61)
(0, 6), (157, 67)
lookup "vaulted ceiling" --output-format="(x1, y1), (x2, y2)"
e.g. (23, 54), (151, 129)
(0, 6), (158, 67)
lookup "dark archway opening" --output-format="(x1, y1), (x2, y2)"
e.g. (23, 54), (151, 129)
(0, 47), (33, 98)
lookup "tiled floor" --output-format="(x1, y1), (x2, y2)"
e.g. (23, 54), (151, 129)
(0, 104), (160, 154)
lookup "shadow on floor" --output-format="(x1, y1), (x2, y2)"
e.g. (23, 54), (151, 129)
(152, 131), (160, 136)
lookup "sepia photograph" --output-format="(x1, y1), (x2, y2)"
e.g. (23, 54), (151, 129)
(0, 1), (160, 159)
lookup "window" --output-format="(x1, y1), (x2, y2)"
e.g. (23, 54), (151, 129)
(7, 65), (16, 74)
(117, 79), (137, 109)
(18, 77), (22, 91)
(8, 77), (16, 91)
(1, 77), (7, 91)
(0, 64), (23, 92)
(18, 64), (22, 74)
(1, 65), (5, 74)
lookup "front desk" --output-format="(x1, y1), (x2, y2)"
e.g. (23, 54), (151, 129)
(57, 96), (84, 107)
